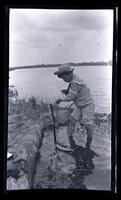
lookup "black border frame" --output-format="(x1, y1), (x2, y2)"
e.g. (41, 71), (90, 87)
(1, 0), (118, 198)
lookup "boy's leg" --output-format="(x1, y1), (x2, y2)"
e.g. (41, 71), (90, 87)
(80, 103), (95, 149)
(85, 125), (93, 148)
(67, 106), (80, 149)
(67, 116), (77, 149)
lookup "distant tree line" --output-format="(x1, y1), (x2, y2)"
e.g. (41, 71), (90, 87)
(9, 60), (112, 71)
(67, 60), (112, 66)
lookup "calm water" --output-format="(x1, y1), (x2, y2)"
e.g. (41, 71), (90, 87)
(9, 65), (112, 113)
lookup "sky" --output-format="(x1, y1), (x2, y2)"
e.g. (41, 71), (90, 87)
(9, 9), (114, 67)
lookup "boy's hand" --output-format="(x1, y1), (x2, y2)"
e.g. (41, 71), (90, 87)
(56, 98), (62, 104)
(61, 89), (67, 95)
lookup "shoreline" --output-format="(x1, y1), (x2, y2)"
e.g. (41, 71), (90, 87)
(9, 63), (112, 71)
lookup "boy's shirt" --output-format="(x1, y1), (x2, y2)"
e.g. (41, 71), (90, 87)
(63, 73), (94, 107)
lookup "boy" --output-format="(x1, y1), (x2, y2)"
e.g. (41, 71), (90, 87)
(54, 64), (95, 150)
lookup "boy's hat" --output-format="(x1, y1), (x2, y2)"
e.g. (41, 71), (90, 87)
(54, 64), (74, 76)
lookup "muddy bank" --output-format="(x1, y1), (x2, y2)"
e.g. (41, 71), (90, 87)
(7, 117), (44, 189)
(33, 123), (111, 190)
(7, 99), (111, 190)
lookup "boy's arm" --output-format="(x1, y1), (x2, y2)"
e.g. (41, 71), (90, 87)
(56, 83), (80, 104)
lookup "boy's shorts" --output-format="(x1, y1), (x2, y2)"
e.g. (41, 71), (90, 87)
(71, 103), (95, 126)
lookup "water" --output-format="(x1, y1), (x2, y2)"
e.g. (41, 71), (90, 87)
(9, 65), (112, 113)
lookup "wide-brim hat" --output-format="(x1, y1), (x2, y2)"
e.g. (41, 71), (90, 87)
(54, 64), (74, 76)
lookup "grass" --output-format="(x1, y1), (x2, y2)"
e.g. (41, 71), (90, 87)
(9, 95), (111, 126)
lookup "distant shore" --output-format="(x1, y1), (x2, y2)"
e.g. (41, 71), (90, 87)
(9, 61), (112, 71)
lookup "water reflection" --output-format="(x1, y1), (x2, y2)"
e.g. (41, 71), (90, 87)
(72, 146), (99, 169)
(69, 168), (92, 189)
(68, 146), (99, 189)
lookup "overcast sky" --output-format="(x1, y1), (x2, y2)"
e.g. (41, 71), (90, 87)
(9, 9), (113, 67)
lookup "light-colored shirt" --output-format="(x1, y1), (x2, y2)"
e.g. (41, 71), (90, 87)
(63, 73), (93, 107)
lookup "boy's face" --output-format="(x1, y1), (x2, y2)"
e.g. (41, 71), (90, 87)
(58, 73), (72, 82)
